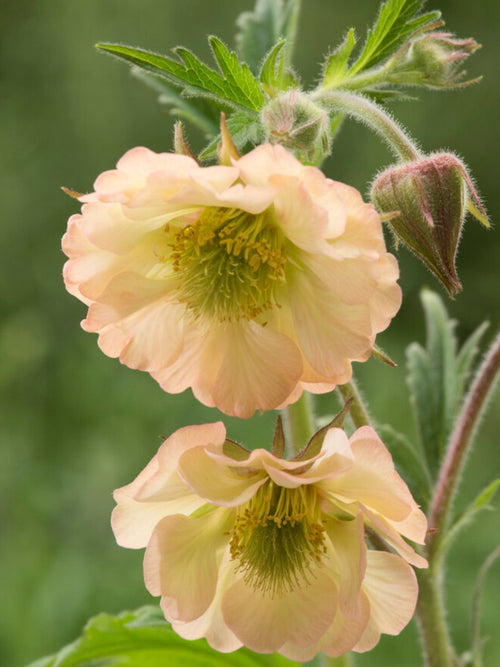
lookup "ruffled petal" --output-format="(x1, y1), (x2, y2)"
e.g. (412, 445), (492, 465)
(326, 513), (366, 618)
(169, 550), (242, 653)
(354, 551), (418, 652)
(178, 445), (268, 506)
(222, 568), (337, 653)
(324, 426), (417, 522)
(144, 508), (231, 622)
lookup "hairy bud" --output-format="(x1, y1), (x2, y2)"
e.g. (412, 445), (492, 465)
(262, 91), (329, 161)
(371, 153), (488, 296)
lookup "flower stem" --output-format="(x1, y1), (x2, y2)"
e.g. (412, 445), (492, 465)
(428, 332), (500, 554)
(322, 652), (355, 667)
(312, 90), (421, 162)
(281, 392), (315, 456)
(416, 565), (458, 667)
(337, 380), (371, 428)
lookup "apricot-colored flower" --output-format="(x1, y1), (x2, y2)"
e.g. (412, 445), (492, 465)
(112, 422), (427, 659)
(63, 144), (401, 417)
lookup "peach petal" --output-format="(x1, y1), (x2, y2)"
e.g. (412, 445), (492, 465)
(169, 550), (242, 652)
(326, 427), (416, 522)
(362, 507), (428, 568)
(327, 513), (366, 618)
(144, 509), (231, 621)
(354, 551), (418, 652)
(178, 445), (268, 506)
(222, 569), (337, 653)
(211, 320), (303, 418)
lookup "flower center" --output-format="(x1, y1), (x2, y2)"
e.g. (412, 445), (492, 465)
(229, 481), (327, 597)
(170, 206), (286, 322)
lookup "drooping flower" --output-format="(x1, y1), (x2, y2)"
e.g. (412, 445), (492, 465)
(112, 421), (427, 659)
(63, 144), (401, 417)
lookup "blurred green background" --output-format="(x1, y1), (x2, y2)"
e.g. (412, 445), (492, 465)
(1, 1), (499, 665)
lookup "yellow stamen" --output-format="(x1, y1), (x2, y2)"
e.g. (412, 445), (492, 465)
(169, 206), (286, 322)
(229, 481), (327, 597)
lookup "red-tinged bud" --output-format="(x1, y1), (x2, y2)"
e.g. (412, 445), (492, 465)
(262, 91), (330, 161)
(390, 32), (481, 88)
(371, 153), (489, 297)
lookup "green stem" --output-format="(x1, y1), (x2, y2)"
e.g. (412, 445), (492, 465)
(416, 565), (458, 667)
(312, 89), (421, 162)
(281, 392), (315, 456)
(337, 380), (371, 428)
(428, 332), (500, 555)
(322, 652), (355, 667)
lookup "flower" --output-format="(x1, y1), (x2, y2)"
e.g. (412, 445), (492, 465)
(112, 422), (427, 659)
(63, 144), (401, 417)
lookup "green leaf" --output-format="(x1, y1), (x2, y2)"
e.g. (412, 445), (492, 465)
(259, 40), (299, 94)
(235, 0), (302, 73)
(470, 545), (500, 666)
(322, 29), (357, 88)
(28, 607), (298, 667)
(438, 479), (500, 558)
(406, 291), (459, 476)
(455, 321), (490, 406)
(349, 0), (441, 75)
(96, 41), (264, 114)
(198, 111), (264, 161)
(377, 424), (431, 508)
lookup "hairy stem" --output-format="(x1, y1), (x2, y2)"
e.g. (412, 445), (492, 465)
(312, 90), (421, 162)
(416, 565), (458, 667)
(281, 392), (315, 456)
(337, 380), (371, 428)
(428, 332), (500, 554)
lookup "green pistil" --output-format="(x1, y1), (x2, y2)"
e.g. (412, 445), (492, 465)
(229, 482), (327, 597)
(170, 206), (286, 322)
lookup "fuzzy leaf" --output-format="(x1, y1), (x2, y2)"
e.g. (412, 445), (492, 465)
(406, 291), (459, 476)
(235, 0), (301, 73)
(96, 41), (264, 113)
(322, 29), (357, 87)
(438, 479), (500, 558)
(455, 321), (490, 405)
(28, 607), (298, 667)
(377, 424), (431, 508)
(349, 0), (441, 75)
(259, 40), (299, 93)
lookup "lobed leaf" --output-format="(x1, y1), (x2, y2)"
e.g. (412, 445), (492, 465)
(235, 0), (301, 73)
(349, 0), (441, 75)
(198, 111), (264, 161)
(322, 29), (357, 88)
(27, 607), (298, 667)
(96, 41), (264, 114)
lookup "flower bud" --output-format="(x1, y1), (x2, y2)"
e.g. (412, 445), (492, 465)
(371, 153), (488, 296)
(391, 32), (481, 88)
(262, 90), (329, 160)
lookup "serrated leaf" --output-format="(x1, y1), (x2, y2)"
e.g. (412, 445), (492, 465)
(438, 479), (500, 558)
(28, 607), (298, 667)
(198, 111), (264, 161)
(322, 29), (357, 88)
(259, 40), (299, 94)
(97, 41), (264, 114)
(406, 291), (459, 476)
(349, 0), (441, 75)
(235, 0), (301, 73)
(377, 424), (431, 508)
